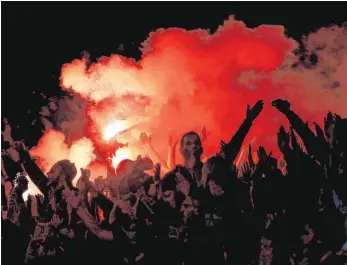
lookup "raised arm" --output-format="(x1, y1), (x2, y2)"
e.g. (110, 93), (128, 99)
(167, 132), (180, 170)
(13, 142), (49, 196)
(62, 187), (114, 241)
(277, 126), (293, 159)
(76, 206), (114, 240)
(272, 99), (327, 163)
(223, 100), (264, 164)
(140, 132), (170, 173)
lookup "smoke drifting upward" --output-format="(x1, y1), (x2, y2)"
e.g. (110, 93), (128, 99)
(30, 130), (96, 185)
(30, 16), (346, 183)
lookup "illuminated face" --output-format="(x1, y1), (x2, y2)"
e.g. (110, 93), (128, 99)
(15, 175), (29, 192)
(180, 134), (202, 159)
(123, 198), (137, 218)
(47, 163), (62, 183)
(117, 194), (138, 220)
(180, 196), (199, 222)
(20, 180), (29, 192)
(208, 180), (224, 197)
(162, 190), (176, 208)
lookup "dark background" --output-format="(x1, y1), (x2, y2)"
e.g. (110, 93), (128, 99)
(2, 1), (347, 145)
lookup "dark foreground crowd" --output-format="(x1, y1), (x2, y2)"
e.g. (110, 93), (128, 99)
(1, 99), (347, 265)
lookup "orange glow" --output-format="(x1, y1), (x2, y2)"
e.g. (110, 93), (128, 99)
(28, 17), (346, 185)
(103, 120), (128, 141)
(22, 175), (44, 201)
(111, 147), (135, 170)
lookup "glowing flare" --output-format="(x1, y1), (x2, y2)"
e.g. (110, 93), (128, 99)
(30, 18), (346, 186)
(111, 147), (134, 170)
(103, 121), (128, 141)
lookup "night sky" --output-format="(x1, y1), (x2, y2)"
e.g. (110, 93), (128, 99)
(2, 1), (347, 146)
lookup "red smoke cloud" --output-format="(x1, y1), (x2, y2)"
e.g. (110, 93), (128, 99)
(30, 16), (347, 184)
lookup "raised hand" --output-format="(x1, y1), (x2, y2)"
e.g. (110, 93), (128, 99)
(272, 99), (291, 114)
(199, 126), (211, 143)
(62, 189), (81, 208)
(153, 163), (161, 182)
(246, 100), (264, 121)
(80, 168), (91, 181)
(140, 132), (152, 146)
(277, 126), (290, 152)
(257, 146), (268, 163)
(77, 168), (91, 195)
(168, 132), (180, 149)
(241, 162), (254, 182)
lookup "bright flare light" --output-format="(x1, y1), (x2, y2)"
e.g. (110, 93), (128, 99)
(103, 120), (128, 141)
(111, 147), (134, 170)
(22, 175), (44, 201)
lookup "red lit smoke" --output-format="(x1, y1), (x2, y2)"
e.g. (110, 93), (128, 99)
(29, 16), (347, 184)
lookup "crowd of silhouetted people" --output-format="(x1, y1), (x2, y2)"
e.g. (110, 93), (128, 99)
(1, 99), (347, 265)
